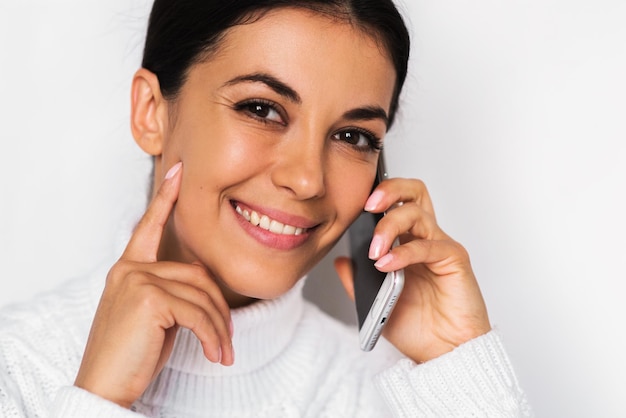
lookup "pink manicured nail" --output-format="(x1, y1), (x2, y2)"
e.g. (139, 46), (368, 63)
(365, 190), (384, 211)
(217, 347), (222, 364)
(374, 253), (394, 269)
(164, 162), (182, 180)
(369, 235), (384, 259)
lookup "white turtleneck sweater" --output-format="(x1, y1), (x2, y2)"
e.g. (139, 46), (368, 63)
(0, 263), (532, 417)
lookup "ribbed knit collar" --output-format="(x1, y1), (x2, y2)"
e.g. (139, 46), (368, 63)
(164, 278), (306, 377)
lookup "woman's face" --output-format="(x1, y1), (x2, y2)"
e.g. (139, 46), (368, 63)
(155, 8), (396, 302)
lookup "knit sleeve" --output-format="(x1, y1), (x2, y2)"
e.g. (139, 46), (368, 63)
(0, 378), (146, 418)
(50, 386), (146, 418)
(374, 330), (533, 417)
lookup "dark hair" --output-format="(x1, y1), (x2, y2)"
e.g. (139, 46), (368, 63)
(142, 0), (410, 128)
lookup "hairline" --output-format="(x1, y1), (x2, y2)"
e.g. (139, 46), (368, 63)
(167, 5), (396, 103)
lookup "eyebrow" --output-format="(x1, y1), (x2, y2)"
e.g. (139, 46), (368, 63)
(343, 106), (389, 129)
(222, 72), (301, 104)
(223, 72), (389, 128)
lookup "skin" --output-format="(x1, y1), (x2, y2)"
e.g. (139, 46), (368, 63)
(74, 8), (491, 409)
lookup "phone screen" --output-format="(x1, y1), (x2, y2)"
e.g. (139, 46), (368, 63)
(350, 209), (386, 330)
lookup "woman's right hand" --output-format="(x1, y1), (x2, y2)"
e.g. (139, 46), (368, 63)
(74, 162), (234, 408)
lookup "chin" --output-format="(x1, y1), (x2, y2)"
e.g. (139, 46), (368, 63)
(214, 261), (308, 301)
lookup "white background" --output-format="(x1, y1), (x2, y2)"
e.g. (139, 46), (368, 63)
(1, 1), (625, 416)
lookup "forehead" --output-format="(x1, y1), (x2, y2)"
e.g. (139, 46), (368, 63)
(191, 7), (396, 112)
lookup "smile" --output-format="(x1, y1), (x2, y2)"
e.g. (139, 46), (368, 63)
(235, 204), (307, 236)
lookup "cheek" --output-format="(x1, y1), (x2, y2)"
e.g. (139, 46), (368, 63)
(329, 164), (376, 224)
(178, 120), (276, 175)
(172, 128), (278, 230)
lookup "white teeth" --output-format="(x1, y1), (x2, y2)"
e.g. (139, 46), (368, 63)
(269, 220), (283, 234)
(235, 204), (306, 236)
(250, 211), (260, 226)
(259, 215), (271, 230)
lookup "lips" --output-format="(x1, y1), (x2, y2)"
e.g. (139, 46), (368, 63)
(235, 203), (307, 236)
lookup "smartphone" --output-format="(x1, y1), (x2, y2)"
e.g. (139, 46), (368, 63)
(349, 151), (405, 351)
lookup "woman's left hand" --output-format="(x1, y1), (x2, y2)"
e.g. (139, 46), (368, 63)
(335, 178), (491, 364)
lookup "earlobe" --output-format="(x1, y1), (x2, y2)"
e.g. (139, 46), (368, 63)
(130, 68), (167, 156)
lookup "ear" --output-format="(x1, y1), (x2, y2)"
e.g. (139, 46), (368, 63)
(334, 256), (355, 301)
(130, 68), (168, 156)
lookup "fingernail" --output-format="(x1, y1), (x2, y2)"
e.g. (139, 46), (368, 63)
(229, 320), (234, 338)
(164, 162), (182, 180)
(374, 253), (394, 269)
(369, 235), (384, 259)
(365, 190), (384, 211)
(217, 347), (222, 364)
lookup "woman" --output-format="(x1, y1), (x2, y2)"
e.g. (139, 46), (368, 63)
(0, 0), (531, 416)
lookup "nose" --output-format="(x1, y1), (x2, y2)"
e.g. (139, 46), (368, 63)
(270, 137), (326, 200)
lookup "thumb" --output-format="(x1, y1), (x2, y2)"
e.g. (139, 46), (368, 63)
(334, 256), (355, 301)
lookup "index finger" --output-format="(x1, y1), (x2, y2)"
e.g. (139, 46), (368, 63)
(121, 162), (182, 262)
(365, 178), (436, 217)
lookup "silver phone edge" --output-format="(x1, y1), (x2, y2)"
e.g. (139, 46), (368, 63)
(358, 268), (405, 351)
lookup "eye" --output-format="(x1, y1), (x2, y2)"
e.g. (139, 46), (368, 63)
(332, 128), (383, 153)
(234, 99), (286, 125)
